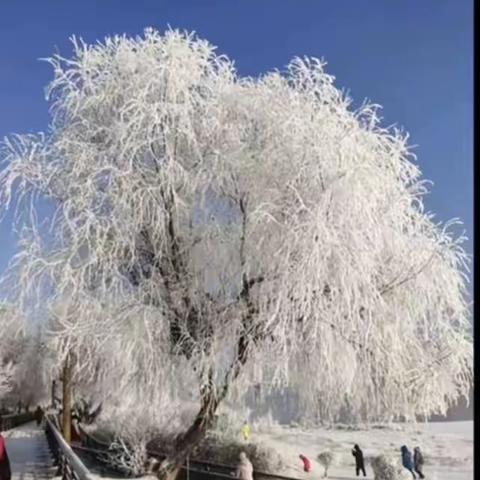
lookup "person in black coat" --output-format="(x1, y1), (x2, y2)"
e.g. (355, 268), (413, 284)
(413, 447), (425, 479)
(35, 406), (43, 426)
(352, 444), (366, 477)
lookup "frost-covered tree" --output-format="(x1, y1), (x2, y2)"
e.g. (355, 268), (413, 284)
(0, 305), (28, 404)
(0, 307), (13, 399)
(0, 360), (14, 401)
(0, 305), (48, 408)
(0, 29), (472, 478)
(317, 451), (337, 477)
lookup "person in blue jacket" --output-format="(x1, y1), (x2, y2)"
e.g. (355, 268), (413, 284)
(400, 446), (416, 479)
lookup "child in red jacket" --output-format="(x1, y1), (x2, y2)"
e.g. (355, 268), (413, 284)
(299, 454), (312, 472)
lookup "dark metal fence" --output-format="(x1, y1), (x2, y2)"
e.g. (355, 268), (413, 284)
(0, 412), (35, 431)
(75, 421), (304, 480)
(147, 448), (300, 480)
(78, 424), (301, 480)
(45, 414), (94, 480)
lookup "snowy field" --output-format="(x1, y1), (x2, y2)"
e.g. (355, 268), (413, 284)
(251, 421), (473, 480)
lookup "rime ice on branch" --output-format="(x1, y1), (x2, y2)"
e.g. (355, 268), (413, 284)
(0, 28), (473, 475)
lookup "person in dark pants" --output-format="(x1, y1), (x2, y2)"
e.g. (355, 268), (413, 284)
(413, 447), (425, 479)
(35, 406), (43, 426)
(401, 446), (416, 479)
(352, 444), (366, 477)
(0, 433), (11, 480)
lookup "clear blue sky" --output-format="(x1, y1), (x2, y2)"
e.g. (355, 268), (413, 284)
(0, 1), (473, 293)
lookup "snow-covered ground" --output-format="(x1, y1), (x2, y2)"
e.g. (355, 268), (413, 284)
(3, 421), (57, 480)
(3, 422), (118, 480)
(251, 421), (473, 480)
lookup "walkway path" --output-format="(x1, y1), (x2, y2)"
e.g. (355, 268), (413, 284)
(3, 421), (57, 480)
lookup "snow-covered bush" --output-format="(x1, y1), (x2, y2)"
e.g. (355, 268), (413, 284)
(317, 451), (338, 477)
(252, 410), (279, 433)
(89, 409), (158, 476)
(214, 404), (252, 439)
(106, 437), (148, 476)
(147, 431), (284, 473)
(370, 455), (406, 480)
(194, 435), (284, 473)
(328, 423), (364, 431)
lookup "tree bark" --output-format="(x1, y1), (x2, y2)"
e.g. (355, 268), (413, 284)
(156, 390), (220, 480)
(62, 355), (72, 444)
(153, 198), (255, 480)
(51, 380), (57, 409)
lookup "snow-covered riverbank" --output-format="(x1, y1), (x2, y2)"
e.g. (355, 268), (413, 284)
(250, 420), (473, 480)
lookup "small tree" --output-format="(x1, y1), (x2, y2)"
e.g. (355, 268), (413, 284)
(317, 451), (339, 477)
(0, 29), (472, 479)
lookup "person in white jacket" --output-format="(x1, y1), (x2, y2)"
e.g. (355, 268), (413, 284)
(236, 452), (254, 480)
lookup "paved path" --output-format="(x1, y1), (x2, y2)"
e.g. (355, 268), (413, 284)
(3, 421), (57, 480)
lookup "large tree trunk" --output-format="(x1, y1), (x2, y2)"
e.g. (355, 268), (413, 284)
(62, 356), (73, 444)
(156, 391), (220, 480)
(51, 380), (57, 409)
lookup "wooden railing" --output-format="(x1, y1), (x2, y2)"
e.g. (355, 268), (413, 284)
(45, 414), (94, 480)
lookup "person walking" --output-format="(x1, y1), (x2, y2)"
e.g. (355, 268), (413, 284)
(299, 454), (312, 472)
(413, 447), (425, 479)
(35, 405), (43, 426)
(0, 433), (11, 480)
(241, 421), (251, 442)
(352, 444), (366, 477)
(401, 446), (416, 479)
(236, 452), (254, 480)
